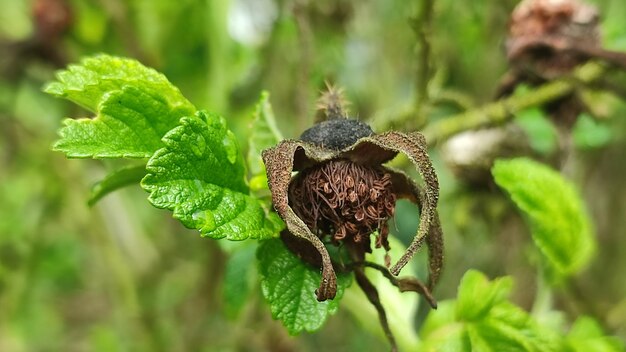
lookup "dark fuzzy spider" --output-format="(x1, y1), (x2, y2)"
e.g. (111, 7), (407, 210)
(262, 86), (443, 309)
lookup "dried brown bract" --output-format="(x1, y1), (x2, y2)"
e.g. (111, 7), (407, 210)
(263, 86), (443, 351)
(262, 85), (443, 301)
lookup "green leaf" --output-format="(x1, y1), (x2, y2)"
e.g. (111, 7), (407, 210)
(420, 270), (562, 352)
(492, 158), (595, 276)
(89, 164), (147, 206)
(246, 91), (283, 184)
(48, 55), (196, 158)
(515, 107), (558, 155)
(420, 322), (471, 352)
(573, 113), (613, 150)
(141, 110), (281, 240)
(45, 54), (193, 113)
(476, 303), (560, 352)
(566, 316), (625, 352)
(456, 270), (513, 321)
(223, 243), (257, 318)
(257, 238), (352, 334)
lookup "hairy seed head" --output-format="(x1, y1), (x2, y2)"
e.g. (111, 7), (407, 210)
(288, 159), (396, 252)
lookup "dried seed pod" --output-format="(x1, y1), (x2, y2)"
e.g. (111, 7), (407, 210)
(262, 86), (444, 351)
(289, 159), (396, 248)
(263, 84), (443, 299)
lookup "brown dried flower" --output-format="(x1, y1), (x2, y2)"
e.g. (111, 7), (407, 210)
(262, 85), (443, 303)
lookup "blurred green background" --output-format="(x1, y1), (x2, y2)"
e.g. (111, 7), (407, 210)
(1, 0), (625, 350)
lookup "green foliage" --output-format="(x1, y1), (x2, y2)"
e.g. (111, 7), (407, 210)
(455, 269), (513, 321)
(492, 158), (595, 277)
(420, 270), (561, 352)
(515, 107), (558, 155)
(141, 110), (281, 240)
(223, 243), (258, 318)
(573, 114), (613, 150)
(3, 0), (626, 350)
(46, 55), (195, 158)
(566, 316), (625, 352)
(45, 55), (193, 113)
(247, 91), (283, 177)
(257, 238), (352, 334)
(88, 164), (146, 206)
(247, 91), (283, 194)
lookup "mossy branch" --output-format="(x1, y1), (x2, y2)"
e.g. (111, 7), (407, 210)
(422, 62), (606, 146)
(374, 62), (607, 145)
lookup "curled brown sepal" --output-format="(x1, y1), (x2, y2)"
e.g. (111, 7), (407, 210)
(387, 168), (444, 288)
(262, 141), (337, 301)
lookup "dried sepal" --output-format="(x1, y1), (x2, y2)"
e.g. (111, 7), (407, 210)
(262, 141), (338, 301)
(383, 167), (444, 289)
(357, 132), (439, 275)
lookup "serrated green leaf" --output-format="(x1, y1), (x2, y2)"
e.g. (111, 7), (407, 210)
(45, 54), (193, 113)
(492, 158), (595, 276)
(52, 82), (195, 158)
(89, 164), (146, 206)
(566, 316), (625, 352)
(456, 269), (513, 321)
(473, 319), (553, 352)
(257, 238), (352, 334)
(142, 110), (280, 240)
(478, 303), (561, 352)
(223, 243), (257, 319)
(247, 91), (283, 178)
(421, 270), (562, 352)
(47, 55), (195, 158)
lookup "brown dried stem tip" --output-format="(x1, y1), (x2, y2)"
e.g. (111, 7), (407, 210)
(262, 86), (443, 304)
(316, 82), (350, 121)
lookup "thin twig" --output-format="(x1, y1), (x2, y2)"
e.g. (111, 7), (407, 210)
(346, 261), (438, 308)
(293, 0), (314, 132)
(410, 0), (435, 129)
(345, 244), (398, 352)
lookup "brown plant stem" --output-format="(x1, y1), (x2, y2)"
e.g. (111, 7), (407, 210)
(347, 261), (437, 309)
(346, 243), (398, 352)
